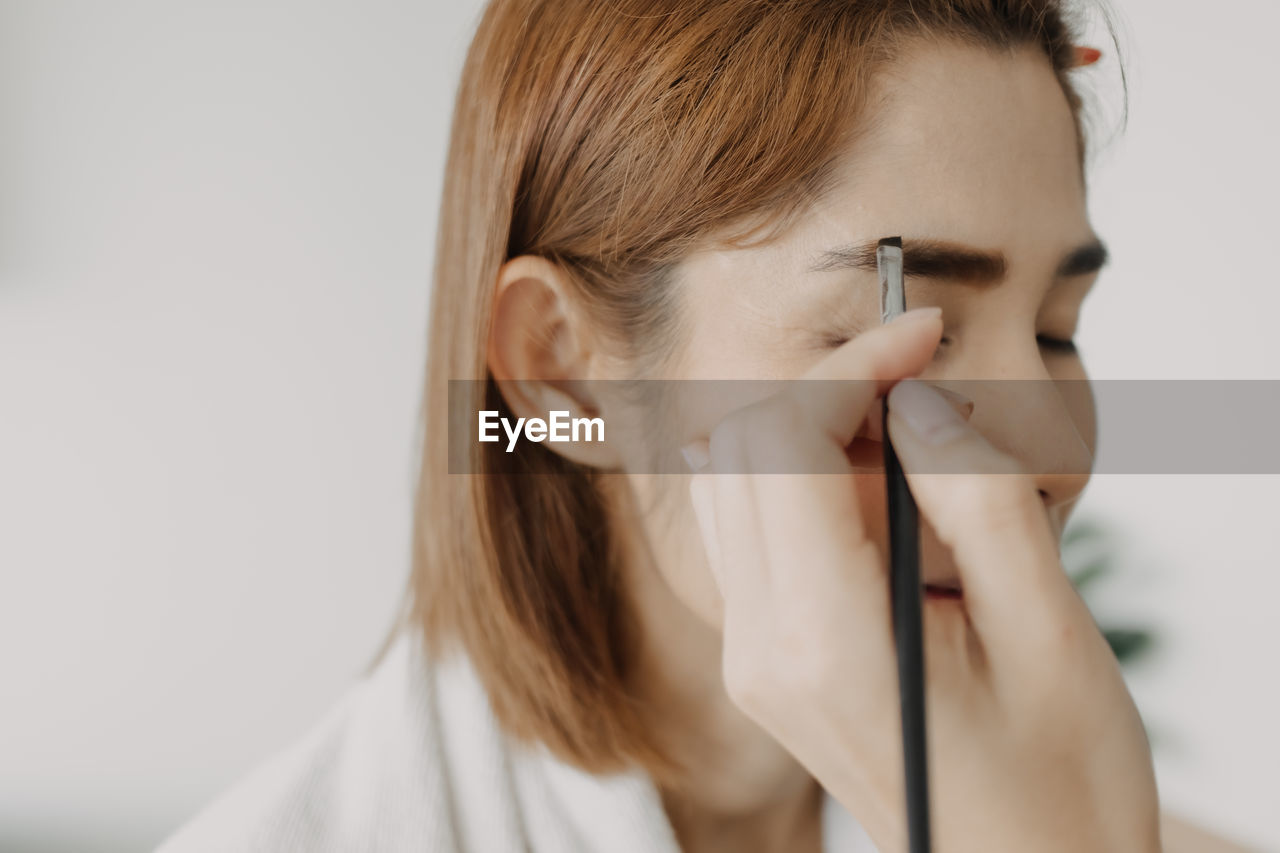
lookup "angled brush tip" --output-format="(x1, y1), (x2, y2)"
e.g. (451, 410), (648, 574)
(878, 236), (902, 248)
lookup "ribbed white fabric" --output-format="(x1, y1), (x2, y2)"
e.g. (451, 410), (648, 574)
(157, 631), (879, 852)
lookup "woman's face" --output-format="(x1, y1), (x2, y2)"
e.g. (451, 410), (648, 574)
(624, 41), (1101, 627)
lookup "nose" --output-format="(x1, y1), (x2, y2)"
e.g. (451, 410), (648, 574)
(936, 340), (1094, 515)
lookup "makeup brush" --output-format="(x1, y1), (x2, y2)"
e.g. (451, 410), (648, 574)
(876, 236), (932, 853)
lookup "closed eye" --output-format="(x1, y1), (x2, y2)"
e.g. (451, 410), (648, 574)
(1037, 334), (1078, 353)
(821, 334), (851, 349)
(821, 333), (1078, 354)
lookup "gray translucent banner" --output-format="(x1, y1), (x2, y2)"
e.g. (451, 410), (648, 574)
(446, 380), (1280, 475)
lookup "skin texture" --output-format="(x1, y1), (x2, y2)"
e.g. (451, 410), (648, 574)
(488, 39), (1248, 853)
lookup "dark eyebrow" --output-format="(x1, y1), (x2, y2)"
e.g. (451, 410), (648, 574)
(808, 237), (1109, 284)
(1056, 239), (1109, 277)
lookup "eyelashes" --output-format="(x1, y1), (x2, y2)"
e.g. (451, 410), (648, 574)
(820, 333), (852, 349)
(1036, 334), (1079, 354)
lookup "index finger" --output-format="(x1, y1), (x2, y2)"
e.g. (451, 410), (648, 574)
(790, 307), (943, 447)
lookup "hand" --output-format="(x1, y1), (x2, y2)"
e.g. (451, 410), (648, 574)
(683, 306), (1161, 853)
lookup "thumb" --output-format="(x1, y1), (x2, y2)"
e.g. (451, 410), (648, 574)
(885, 380), (1080, 656)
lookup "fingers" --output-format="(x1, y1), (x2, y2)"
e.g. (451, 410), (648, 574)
(680, 311), (950, 701)
(794, 307), (943, 448)
(690, 468), (898, 707)
(886, 380), (1087, 659)
(751, 463), (893, 654)
(690, 306), (942, 548)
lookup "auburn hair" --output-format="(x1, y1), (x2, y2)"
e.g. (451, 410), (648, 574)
(410, 0), (1101, 784)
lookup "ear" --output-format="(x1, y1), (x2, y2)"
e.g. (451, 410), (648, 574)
(486, 255), (619, 468)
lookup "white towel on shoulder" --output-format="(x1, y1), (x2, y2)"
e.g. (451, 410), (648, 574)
(157, 631), (878, 852)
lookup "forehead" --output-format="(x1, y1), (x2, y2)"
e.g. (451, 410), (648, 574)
(806, 39), (1090, 257)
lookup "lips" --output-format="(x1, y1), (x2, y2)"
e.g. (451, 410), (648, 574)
(923, 581), (963, 599)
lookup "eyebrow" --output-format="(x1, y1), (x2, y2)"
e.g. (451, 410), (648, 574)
(808, 237), (1109, 284)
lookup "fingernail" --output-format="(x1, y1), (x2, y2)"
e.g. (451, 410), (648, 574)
(932, 386), (975, 420)
(681, 440), (711, 472)
(889, 380), (970, 445)
(889, 306), (942, 326)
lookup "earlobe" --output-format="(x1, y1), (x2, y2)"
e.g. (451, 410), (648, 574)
(486, 255), (619, 467)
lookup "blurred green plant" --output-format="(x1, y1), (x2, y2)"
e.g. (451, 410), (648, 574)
(1062, 516), (1156, 666)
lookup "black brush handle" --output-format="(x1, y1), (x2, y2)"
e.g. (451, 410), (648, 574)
(883, 401), (931, 853)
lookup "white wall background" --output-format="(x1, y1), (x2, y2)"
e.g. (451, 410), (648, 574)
(0, 1), (1276, 851)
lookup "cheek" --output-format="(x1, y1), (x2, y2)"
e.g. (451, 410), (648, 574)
(671, 256), (836, 381)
